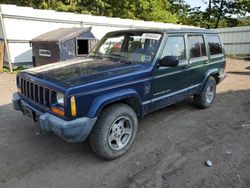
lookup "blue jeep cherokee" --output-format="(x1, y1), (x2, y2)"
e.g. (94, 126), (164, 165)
(12, 29), (226, 159)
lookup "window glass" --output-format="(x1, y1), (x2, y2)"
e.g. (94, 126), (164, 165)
(161, 36), (186, 60)
(90, 32), (162, 63)
(188, 35), (206, 58)
(207, 35), (223, 55)
(98, 36), (124, 54)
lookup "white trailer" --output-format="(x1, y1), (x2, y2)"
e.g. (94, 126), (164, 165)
(0, 4), (195, 72)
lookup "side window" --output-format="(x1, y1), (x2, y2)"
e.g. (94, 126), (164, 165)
(207, 35), (223, 55)
(161, 36), (186, 61)
(188, 35), (206, 58)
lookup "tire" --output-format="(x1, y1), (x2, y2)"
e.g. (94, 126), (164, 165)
(194, 76), (216, 109)
(89, 103), (138, 160)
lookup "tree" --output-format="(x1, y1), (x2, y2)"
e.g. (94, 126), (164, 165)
(199, 0), (250, 28)
(136, 0), (178, 23)
(168, 0), (192, 24)
(0, 0), (249, 27)
(238, 16), (250, 26)
(172, 0), (250, 28)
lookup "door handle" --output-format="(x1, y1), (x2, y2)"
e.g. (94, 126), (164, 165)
(181, 65), (190, 69)
(204, 60), (210, 64)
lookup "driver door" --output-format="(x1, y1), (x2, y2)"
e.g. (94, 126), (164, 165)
(151, 35), (190, 111)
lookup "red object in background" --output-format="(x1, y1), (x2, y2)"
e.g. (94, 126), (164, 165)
(113, 43), (122, 49)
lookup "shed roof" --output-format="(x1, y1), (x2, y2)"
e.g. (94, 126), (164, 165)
(31, 27), (96, 43)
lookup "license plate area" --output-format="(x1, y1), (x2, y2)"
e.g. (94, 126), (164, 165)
(23, 105), (37, 122)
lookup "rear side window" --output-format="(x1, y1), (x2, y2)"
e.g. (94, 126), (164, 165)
(161, 36), (186, 60)
(207, 35), (223, 55)
(188, 35), (206, 58)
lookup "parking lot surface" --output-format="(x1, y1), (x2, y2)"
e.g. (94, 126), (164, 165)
(0, 59), (250, 188)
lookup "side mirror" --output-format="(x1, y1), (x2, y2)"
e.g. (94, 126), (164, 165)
(158, 56), (179, 67)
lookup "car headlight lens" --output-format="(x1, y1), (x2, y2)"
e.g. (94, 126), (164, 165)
(56, 93), (64, 106)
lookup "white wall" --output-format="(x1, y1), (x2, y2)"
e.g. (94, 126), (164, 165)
(217, 26), (250, 57)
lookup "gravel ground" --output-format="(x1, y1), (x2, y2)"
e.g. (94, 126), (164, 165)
(0, 59), (249, 188)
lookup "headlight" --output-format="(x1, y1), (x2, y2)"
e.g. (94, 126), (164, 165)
(56, 93), (64, 106)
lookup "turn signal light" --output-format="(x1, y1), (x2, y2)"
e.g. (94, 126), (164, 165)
(71, 96), (76, 116)
(51, 106), (65, 117)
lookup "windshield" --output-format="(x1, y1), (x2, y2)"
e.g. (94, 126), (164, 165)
(89, 32), (163, 64)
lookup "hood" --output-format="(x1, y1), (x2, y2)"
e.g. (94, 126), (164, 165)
(24, 58), (148, 87)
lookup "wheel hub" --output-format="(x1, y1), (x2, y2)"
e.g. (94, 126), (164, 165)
(206, 83), (215, 103)
(108, 116), (133, 150)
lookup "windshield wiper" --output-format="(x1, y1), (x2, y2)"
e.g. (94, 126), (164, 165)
(89, 51), (104, 59)
(108, 54), (133, 64)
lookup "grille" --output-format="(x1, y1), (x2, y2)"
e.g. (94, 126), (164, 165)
(19, 77), (52, 108)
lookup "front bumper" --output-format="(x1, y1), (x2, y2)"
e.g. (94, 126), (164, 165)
(12, 92), (97, 142)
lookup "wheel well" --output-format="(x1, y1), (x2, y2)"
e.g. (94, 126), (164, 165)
(210, 73), (220, 84)
(101, 97), (141, 117)
(122, 97), (141, 116)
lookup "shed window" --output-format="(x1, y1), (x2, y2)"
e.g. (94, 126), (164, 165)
(77, 39), (89, 55)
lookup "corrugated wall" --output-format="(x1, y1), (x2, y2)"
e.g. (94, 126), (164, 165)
(216, 26), (250, 58)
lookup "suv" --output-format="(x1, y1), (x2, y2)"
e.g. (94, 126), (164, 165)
(13, 29), (226, 159)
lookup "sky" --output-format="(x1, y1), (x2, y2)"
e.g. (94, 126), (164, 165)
(185, 0), (208, 11)
(185, 0), (249, 17)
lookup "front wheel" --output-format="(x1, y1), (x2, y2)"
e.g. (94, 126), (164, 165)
(194, 76), (216, 109)
(89, 103), (138, 160)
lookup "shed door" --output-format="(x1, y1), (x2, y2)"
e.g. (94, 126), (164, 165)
(76, 39), (89, 56)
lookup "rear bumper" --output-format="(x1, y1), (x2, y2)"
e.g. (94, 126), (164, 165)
(12, 92), (97, 142)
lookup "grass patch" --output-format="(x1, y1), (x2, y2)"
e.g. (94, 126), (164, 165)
(1, 65), (25, 73)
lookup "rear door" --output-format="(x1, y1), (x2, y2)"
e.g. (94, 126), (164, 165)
(151, 34), (189, 111)
(187, 35), (209, 86)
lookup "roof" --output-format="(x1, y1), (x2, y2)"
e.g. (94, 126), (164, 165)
(165, 28), (218, 34)
(105, 28), (218, 36)
(31, 27), (96, 43)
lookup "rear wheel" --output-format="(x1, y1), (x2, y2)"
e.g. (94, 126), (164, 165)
(89, 103), (138, 160)
(194, 76), (216, 109)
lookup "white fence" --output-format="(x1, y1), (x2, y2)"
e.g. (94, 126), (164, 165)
(0, 4), (195, 71)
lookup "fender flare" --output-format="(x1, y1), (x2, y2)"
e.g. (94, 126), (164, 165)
(200, 68), (219, 90)
(87, 89), (142, 118)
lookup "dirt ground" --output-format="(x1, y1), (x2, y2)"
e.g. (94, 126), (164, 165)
(0, 59), (249, 188)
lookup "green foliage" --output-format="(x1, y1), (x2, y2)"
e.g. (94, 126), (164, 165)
(136, 0), (178, 23)
(238, 17), (250, 26)
(2, 67), (10, 73)
(0, 0), (179, 23)
(1, 65), (25, 73)
(170, 0), (250, 28)
(0, 0), (249, 28)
